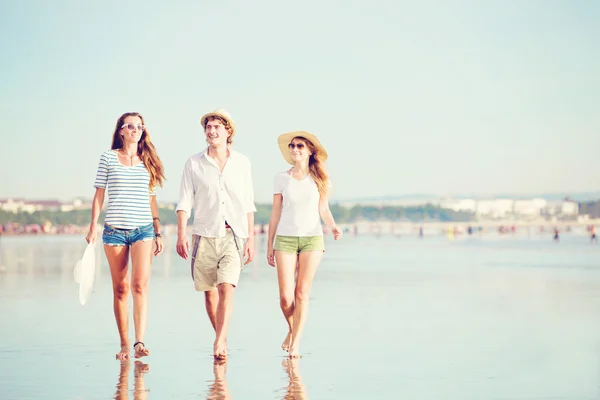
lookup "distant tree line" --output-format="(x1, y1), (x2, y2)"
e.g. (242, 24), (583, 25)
(0, 203), (475, 227)
(0, 209), (101, 226)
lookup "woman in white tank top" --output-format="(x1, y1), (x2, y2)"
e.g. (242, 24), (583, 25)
(267, 131), (342, 358)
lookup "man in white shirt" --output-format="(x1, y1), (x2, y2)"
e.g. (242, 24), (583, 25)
(176, 109), (256, 360)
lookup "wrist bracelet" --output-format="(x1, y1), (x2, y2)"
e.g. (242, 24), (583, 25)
(155, 233), (162, 238)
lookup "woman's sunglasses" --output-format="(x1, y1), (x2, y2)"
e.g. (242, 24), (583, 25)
(288, 143), (305, 150)
(121, 123), (145, 131)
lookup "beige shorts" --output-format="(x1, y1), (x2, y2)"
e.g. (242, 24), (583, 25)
(190, 229), (244, 292)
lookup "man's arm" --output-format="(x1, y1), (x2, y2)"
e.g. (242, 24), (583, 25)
(242, 159), (257, 265)
(243, 211), (255, 265)
(176, 210), (190, 259)
(176, 159), (194, 259)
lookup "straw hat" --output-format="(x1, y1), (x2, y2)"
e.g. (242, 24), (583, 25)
(200, 109), (236, 133)
(277, 131), (328, 165)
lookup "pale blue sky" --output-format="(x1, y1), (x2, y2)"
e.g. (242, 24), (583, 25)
(1, 0), (598, 203)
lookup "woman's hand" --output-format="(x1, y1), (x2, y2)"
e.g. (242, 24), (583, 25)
(154, 236), (163, 256)
(85, 226), (96, 244)
(267, 246), (276, 267)
(332, 226), (343, 240)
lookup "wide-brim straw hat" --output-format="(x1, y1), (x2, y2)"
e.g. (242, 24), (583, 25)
(200, 109), (236, 134)
(277, 131), (328, 165)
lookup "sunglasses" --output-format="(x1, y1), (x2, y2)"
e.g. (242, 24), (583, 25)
(288, 143), (305, 150)
(121, 123), (145, 131)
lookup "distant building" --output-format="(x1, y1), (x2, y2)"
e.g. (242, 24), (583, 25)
(475, 199), (514, 219)
(560, 200), (579, 216)
(0, 198), (27, 213)
(579, 201), (600, 219)
(26, 200), (62, 212)
(439, 198), (476, 212)
(513, 198), (547, 219)
(159, 202), (177, 210)
(544, 199), (579, 219)
(60, 198), (92, 212)
(1, 198), (65, 213)
(338, 197), (440, 208)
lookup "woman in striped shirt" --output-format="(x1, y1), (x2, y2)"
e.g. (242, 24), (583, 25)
(86, 112), (166, 361)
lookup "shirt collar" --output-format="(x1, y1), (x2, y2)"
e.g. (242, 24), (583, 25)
(200, 146), (234, 159)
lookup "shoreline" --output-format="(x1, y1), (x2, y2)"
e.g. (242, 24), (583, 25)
(1, 219), (598, 237)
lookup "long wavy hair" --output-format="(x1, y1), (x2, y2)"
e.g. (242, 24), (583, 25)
(294, 136), (329, 196)
(110, 112), (166, 191)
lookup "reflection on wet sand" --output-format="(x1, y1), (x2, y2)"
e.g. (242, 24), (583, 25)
(206, 359), (231, 400)
(115, 360), (150, 400)
(281, 358), (308, 400)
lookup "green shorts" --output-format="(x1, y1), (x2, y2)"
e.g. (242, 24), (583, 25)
(274, 235), (325, 253)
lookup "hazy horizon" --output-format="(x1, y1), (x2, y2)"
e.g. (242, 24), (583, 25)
(2, 190), (599, 204)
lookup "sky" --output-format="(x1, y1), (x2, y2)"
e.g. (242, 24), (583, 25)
(1, 0), (598, 204)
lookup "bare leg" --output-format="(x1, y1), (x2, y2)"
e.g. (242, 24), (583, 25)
(105, 245), (131, 361)
(276, 251), (299, 352)
(213, 283), (234, 359)
(204, 289), (219, 332)
(206, 289), (227, 355)
(130, 240), (154, 358)
(289, 251), (323, 358)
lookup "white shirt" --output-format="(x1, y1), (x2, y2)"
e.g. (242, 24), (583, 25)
(274, 171), (323, 237)
(176, 147), (256, 238)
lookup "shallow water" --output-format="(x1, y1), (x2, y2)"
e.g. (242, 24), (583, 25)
(1, 232), (600, 399)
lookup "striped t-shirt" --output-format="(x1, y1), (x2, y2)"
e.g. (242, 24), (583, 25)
(94, 150), (156, 229)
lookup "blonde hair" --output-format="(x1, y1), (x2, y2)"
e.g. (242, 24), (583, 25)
(293, 136), (329, 196)
(110, 112), (166, 191)
(204, 116), (235, 144)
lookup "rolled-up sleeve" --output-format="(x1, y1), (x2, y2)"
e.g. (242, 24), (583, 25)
(93, 153), (109, 189)
(176, 158), (195, 216)
(245, 160), (257, 213)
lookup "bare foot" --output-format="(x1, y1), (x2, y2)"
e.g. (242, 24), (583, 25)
(134, 342), (150, 359)
(288, 343), (301, 359)
(282, 331), (292, 352)
(213, 340), (227, 360)
(116, 345), (130, 361)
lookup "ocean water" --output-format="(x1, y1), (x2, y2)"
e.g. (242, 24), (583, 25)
(1, 231), (600, 399)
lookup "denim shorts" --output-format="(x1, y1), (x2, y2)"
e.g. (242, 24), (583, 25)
(102, 223), (156, 246)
